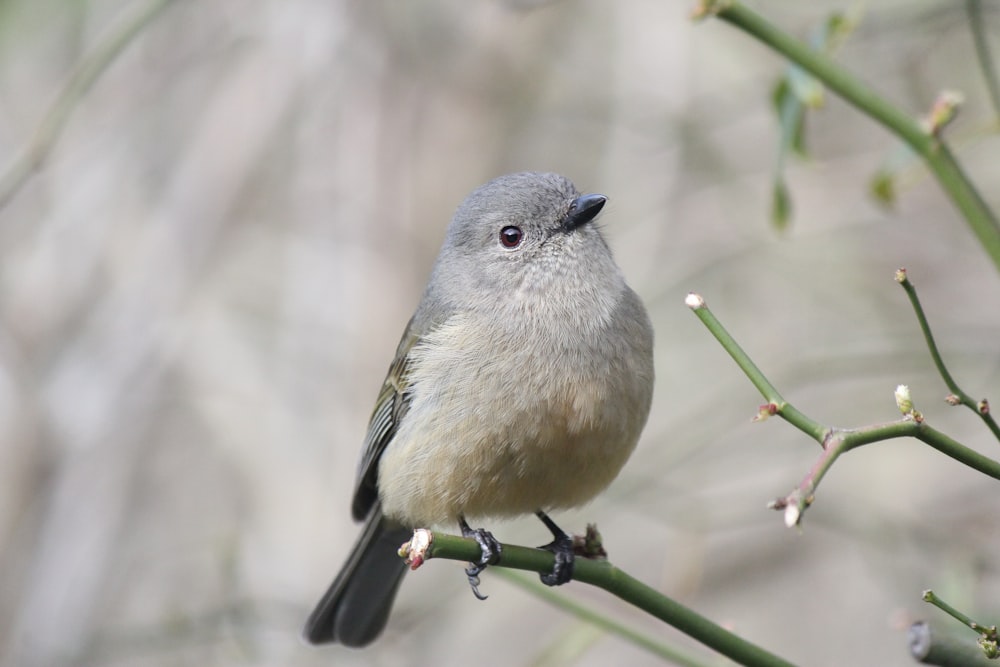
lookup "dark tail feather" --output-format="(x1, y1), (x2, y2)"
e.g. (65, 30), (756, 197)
(303, 509), (411, 646)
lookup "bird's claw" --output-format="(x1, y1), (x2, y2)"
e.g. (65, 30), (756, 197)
(459, 517), (502, 600)
(534, 510), (575, 586)
(538, 532), (575, 586)
(464, 566), (488, 601)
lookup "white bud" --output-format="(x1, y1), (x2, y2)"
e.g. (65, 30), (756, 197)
(685, 293), (705, 309)
(784, 502), (801, 528)
(895, 384), (913, 415)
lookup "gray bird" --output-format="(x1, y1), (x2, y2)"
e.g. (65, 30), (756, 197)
(304, 172), (655, 647)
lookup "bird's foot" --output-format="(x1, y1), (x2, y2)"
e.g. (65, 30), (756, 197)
(535, 510), (575, 586)
(459, 516), (502, 600)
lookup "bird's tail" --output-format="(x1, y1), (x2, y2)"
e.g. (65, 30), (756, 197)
(303, 508), (411, 646)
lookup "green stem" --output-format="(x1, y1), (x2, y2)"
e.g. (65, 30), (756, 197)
(424, 533), (796, 667)
(711, 2), (924, 146)
(966, 0), (1000, 120)
(778, 419), (1000, 526)
(687, 297), (782, 403)
(496, 570), (714, 667)
(922, 144), (1000, 272)
(896, 270), (1000, 443)
(913, 423), (1000, 478)
(909, 620), (999, 665)
(710, 2), (1000, 275)
(923, 590), (980, 630)
(687, 294), (828, 442)
(923, 590), (999, 640)
(689, 294), (1000, 526)
(841, 419), (1000, 479)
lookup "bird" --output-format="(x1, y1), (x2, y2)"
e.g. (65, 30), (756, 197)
(303, 171), (655, 647)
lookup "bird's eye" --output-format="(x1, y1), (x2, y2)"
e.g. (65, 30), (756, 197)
(499, 226), (523, 249)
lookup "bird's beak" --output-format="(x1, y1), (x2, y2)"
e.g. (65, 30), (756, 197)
(563, 193), (607, 232)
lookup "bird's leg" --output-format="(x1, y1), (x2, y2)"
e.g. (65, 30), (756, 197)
(535, 510), (575, 586)
(458, 515), (502, 601)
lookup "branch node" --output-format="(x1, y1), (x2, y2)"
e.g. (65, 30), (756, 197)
(920, 90), (965, 137)
(752, 402), (779, 422)
(767, 490), (812, 528)
(690, 0), (730, 21)
(896, 384), (924, 422)
(573, 523), (608, 560)
(399, 528), (434, 570)
(895, 384), (914, 414)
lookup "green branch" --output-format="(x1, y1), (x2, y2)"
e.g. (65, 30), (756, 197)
(923, 590), (1000, 659)
(895, 269), (1000, 443)
(684, 294), (827, 443)
(966, 0), (1000, 120)
(909, 620), (999, 666)
(496, 569), (713, 667)
(923, 590), (993, 636)
(687, 293), (1000, 526)
(699, 1), (1000, 275)
(410, 531), (796, 667)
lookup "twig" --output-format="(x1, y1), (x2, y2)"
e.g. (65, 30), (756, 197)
(923, 590), (998, 640)
(0, 0), (177, 209)
(496, 569), (714, 667)
(909, 620), (998, 666)
(895, 268), (1000, 444)
(686, 293), (1000, 526)
(697, 1), (1000, 275)
(683, 293), (827, 443)
(966, 0), (1000, 121)
(405, 531), (797, 667)
(922, 590), (1000, 659)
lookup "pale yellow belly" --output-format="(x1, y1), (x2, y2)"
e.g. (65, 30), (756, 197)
(376, 315), (651, 526)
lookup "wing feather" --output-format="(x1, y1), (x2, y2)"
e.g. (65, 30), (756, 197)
(350, 324), (419, 521)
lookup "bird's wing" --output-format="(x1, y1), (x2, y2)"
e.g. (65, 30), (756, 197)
(350, 321), (420, 521)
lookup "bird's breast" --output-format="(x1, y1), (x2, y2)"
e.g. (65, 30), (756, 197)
(377, 302), (653, 527)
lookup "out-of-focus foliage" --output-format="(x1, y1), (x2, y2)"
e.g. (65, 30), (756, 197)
(0, 1), (998, 666)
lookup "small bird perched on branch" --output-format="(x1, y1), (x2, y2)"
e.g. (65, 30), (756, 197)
(304, 171), (655, 647)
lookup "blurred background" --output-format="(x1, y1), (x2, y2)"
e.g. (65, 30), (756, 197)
(1, 1), (999, 665)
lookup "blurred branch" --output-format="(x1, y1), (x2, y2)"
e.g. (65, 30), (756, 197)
(966, 0), (1000, 121)
(921, 590), (999, 660)
(405, 531), (796, 667)
(496, 569), (714, 667)
(686, 293), (1000, 527)
(696, 1), (1000, 276)
(909, 620), (998, 666)
(769, 11), (857, 230)
(0, 0), (177, 209)
(895, 268), (1000, 444)
(923, 590), (997, 639)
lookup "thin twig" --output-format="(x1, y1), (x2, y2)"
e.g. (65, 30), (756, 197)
(411, 531), (797, 667)
(895, 269), (1000, 444)
(0, 0), (177, 209)
(909, 620), (998, 666)
(496, 569), (714, 667)
(966, 0), (1000, 121)
(687, 293), (1000, 526)
(701, 1), (1000, 275)
(684, 293), (827, 442)
(922, 589), (999, 659)
(923, 590), (985, 633)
